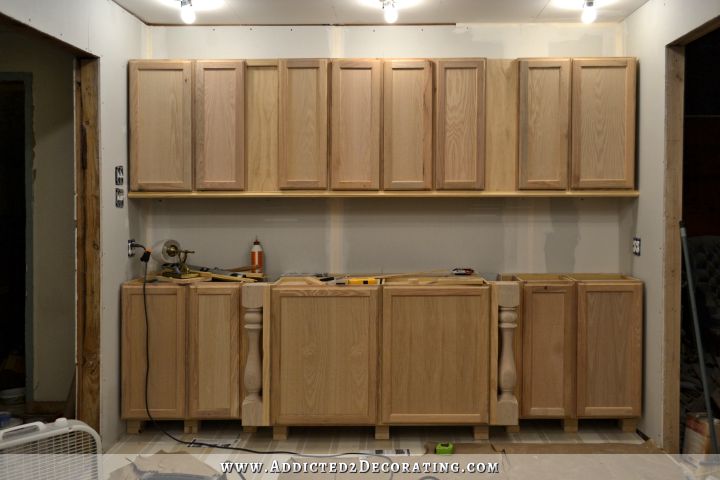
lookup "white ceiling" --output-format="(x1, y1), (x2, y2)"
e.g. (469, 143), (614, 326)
(113, 0), (650, 25)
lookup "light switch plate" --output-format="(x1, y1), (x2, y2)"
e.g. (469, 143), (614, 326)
(632, 237), (641, 256)
(115, 165), (124, 186)
(115, 188), (125, 208)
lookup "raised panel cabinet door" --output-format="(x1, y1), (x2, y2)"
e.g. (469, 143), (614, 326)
(435, 59), (486, 190)
(195, 61), (245, 190)
(121, 284), (186, 419)
(129, 61), (192, 191)
(381, 286), (490, 424)
(187, 284), (241, 419)
(571, 58), (637, 189)
(279, 59), (328, 189)
(330, 60), (382, 190)
(383, 60), (433, 190)
(518, 59), (571, 190)
(246, 60), (280, 192)
(271, 287), (379, 424)
(521, 283), (576, 418)
(576, 282), (643, 417)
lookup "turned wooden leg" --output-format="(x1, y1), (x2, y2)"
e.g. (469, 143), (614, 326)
(243, 426), (258, 434)
(473, 425), (489, 440)
(273, 426), (288, 441)
(506, 425), (520, 434)
(184, 420), (200, 434)
(562, 418), (579, 433)
(126, 420), (143, 435)
(375, 425), (390, 440)
(619, 418), (638, 433)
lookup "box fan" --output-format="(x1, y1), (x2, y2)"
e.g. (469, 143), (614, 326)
(0, 418), (101, 480)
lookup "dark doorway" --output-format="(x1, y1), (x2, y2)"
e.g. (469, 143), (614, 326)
(0, 77), (31, 407)
(680, 26), (720, 449)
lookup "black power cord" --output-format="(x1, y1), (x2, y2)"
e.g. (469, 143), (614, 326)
(133, 249), (394, 479)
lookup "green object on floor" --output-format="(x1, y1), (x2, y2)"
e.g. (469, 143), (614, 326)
(435, 442), (454, 455)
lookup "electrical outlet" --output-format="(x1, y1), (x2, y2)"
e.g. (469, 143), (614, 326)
(128, 239), (136, 257)
(115, 165), (124, 186)
(115, 188), (125, 208)
(632, 237), (641, 256)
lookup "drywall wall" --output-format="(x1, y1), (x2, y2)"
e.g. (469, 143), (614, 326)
(0, 0), (147, 447)
(0, 26), (75, 402)
(623, 0), (720, 447)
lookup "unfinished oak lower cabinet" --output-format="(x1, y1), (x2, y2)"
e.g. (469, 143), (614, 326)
(271, 286), (379, 425)
(121, 283), (187, 423)
(381, 286), (490, 435)
(187, 284), (242, 419)
(572, 275), (643, 421)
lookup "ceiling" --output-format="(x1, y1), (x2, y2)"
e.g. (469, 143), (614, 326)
(112, 0), (650, 25)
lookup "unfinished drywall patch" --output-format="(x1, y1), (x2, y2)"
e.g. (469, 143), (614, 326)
(0, 26), (76, 402)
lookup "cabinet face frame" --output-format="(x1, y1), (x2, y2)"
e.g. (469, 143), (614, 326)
(518, 59), (571, 190)
(435, 59), (486, 190)
(279, 59), (329, 189)
(121, 285), (186, 419)
(271, 286), (379, 425)
(571, 58), (637, 189)
(245, 60), (280, 192)
(520, 282), (576, 418)
(383, 60), (433, 190)
(576, 281), (643, 417)
(381, 286), (490, 424)
(330, 60), (382, 190)
(129, 60), (193, 191)
(194, 60), (246, 191)
(187, 284), (241, 419)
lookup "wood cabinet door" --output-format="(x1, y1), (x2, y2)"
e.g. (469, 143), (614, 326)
(195, 61), (245, 190)
(246, 60), (280, 192)
(383, 60), (433, 190)
(381, 286), (490, 424)
(129, 61), (192, 191)
(271, 287), (379, 424)
(121, 284), (186, 419)
(521, 282), (575, 418)
(435, 59), (486, 190)
(187, 284), (241, 419)
(571, 58), (637, 189)
(279, 59), (328, 189)
(330, 60), (382, 190)
(576, 282), (642, 417)
(518, 59), (571, 190)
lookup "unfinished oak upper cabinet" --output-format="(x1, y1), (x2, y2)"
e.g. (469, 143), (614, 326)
(129, 61), (192, 191)
(245, 61), (280, 192)
(571, 58), (637, 189)
(435, 59), (486, 190)
(271, 286), (379, 425)
(330, 60), (382, 190)
(279, 60), (328, 189)
(195, 61), (245, 190)
(187, 284), (241, 419)
(381, 286), (490, 424)
(518, 277), (575, 418)
(518, 59), (571, 190)
(383, 60), (433, 190)
(574, 276), (642, 418)
(121, 284), (186, 419)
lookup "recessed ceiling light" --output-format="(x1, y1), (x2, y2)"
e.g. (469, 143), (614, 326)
(581, 0), (597, 23)
(382, 0), (399, 23)
(179, 0), (196, 24)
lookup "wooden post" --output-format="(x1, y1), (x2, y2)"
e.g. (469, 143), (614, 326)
(496, 282), (519, 426)
(242, 283), (265, 426)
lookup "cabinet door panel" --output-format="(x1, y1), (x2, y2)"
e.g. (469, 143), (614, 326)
(383, 61), (433, 190)
(279, 60), (328, 189)
(435, 59), (486, 190)
(272, 287), (378, 424)
(129, 61), (192, 191)
(577, 282), (642, 417)
(188, 284), (241, 419)
(521, 283), (575, 418)
(571, 58), (636, 189)
(195, 61), (245, 190)
(331, 60), (382, 190)
(519, 59), (570, 190)
(246, 61), (280, 192)
(382, 287), (490, 424)
(121, 285), (186, 419)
